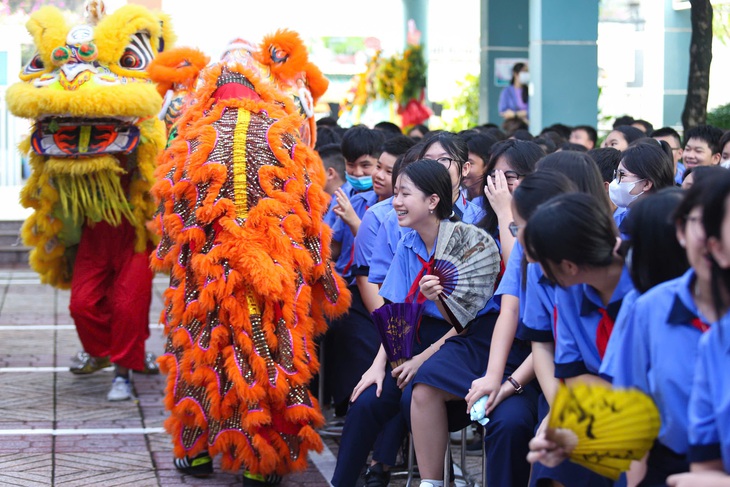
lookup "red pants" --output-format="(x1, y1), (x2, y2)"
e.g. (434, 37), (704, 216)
(69, 220), (153, 371)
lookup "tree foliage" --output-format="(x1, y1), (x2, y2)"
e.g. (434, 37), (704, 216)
(443, 73), (480, 133)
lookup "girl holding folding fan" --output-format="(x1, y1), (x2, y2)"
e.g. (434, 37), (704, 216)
(331, 159), (502, 487)
(522, 193), (636, 481)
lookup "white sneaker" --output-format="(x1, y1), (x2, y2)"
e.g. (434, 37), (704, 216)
(107, 376), (133, 401)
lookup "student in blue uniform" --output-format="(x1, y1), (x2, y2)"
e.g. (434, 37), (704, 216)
(368, 132), (485, 286)
(464, 171), (576, 487)
(344, 135), (416, 486)
(600, 188), (699, 486)
(523, 193), (634, 484)
(460, 130), (498, 203)
(479, 139), (544, 262)
(506, 153), (619, 487)
(668, 170), (730, 486)
(325, 136), (415, 417)
(324, 125), (384, 229)
(608, 141), (674, 232)
(332, 159), (480, 487)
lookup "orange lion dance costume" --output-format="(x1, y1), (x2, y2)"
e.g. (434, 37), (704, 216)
(150, 32), (350, 477)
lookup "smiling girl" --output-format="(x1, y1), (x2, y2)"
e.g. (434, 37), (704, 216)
(332, 159), (456, 486)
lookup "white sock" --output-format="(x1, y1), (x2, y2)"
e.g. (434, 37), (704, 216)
(420, 480), (444, 487)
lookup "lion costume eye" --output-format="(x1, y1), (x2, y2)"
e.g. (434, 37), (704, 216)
(118, 32), (154, 71)
(23, 53), (46, 75)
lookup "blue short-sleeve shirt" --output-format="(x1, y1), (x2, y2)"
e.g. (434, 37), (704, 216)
(605, 270), (712, 454)
(352, 196), (394, 277)
(331, 190), (379, 280)
(379, 229), (442, 319)
(553, 266), (635, 379)
(687, 318), (730, 470)
(521, 264), (557, 343)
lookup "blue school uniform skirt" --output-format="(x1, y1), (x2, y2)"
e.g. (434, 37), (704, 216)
(413, 312), (499, 431)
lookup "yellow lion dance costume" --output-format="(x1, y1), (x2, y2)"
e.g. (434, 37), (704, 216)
(6, 3), (174, 386)
(149, 34), (350, 480)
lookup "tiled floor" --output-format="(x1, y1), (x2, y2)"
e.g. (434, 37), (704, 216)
(0, 267), (486, 487)
(0, 268), (336, 487)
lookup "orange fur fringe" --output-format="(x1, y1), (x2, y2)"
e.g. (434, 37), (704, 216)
(152, 51), (349, 476)
(148, 47), (210, 97)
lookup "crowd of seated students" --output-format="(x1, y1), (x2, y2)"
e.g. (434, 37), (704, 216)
(315, 115), (730, 487)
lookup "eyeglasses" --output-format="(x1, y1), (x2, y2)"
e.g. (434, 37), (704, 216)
(508, 222), (521, 237)
(612, 169), (640, 184)
(488, 170), (523, 182)
(436, 157), (460, 169)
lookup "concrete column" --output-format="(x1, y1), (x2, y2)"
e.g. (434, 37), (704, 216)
(479, 0), (530, 124)
(529, 0), (599, 133)
(662, 0), (690, 129)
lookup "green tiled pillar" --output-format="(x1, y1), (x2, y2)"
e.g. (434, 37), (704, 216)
(479, 0), (530, 124)
(663, 0), (690, 129)
(529, 0), (599, 133)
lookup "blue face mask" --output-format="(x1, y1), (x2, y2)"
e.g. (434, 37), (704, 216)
(346, 173), (373, 191)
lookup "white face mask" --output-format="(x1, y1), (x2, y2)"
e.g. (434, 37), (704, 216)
(609, 178), (646, 208)
(518, 71), (530, 85)
(721, 158), (730, 169)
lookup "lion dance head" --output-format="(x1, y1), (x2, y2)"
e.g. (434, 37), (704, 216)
(6, 2), (175, 287)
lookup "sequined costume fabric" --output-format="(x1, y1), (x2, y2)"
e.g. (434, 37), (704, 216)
(150, 34), (349, 475)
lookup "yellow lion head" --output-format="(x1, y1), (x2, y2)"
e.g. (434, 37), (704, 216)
(6, 3), (175, 288)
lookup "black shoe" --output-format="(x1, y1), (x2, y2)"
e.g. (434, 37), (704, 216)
(173, 451), (213, 478)
(243, 470), (283, 486)
(363, 463), (391, 487)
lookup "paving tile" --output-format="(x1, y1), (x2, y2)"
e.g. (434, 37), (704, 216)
(0, 374), (54, 422)
(0, 453), (52, 486)
(56, 451), (154, 470)
(54, 469), (159, 486)
(0, 331), (55, 367)
(54, 434), (149, 453)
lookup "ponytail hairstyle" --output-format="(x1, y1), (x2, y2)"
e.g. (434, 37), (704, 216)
(479, 139), (544, 236)
(621, 141), (675, 193)
(512, 171), (577, 289)
(418, 131), (469, 177)
(700, 170), (730, 318)
(623, 188), (688, 294)
(524, 192), (620, 285)
(536, 150), (612, 214)
(400, 159), (454, 220)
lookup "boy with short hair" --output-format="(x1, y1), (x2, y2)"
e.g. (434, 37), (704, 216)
(323, 125), (384, 228)
(569, 125), (598, 150)
(683, 125), (724, 169)
(318, 143), (346, 196)
(652, 126), (685, 184)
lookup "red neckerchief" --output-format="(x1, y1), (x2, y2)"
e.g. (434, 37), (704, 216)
(596, 308), (615, 359)
(691, 317), (710, 333)
(405, 254), (434, 304)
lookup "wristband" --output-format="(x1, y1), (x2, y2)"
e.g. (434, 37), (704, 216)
(506, 376), (523, 395)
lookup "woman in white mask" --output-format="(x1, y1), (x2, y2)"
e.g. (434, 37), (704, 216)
(610, 141), (675, 231)
(498, 62), (530, 124)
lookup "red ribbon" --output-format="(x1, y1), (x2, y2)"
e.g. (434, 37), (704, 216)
(405, 254), (434, 304)
(596, 308), (615, 359)
(691, 317), (710, 333)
